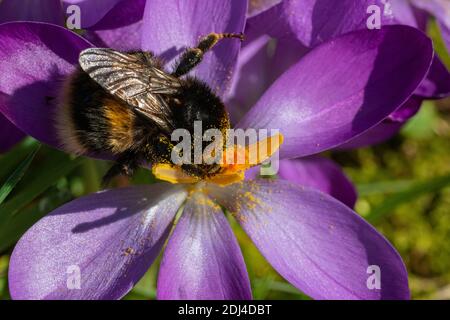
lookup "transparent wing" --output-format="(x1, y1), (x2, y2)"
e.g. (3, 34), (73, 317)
(79, 48), (181, 130)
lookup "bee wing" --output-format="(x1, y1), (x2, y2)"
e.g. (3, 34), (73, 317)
(79, 48), (181, 130)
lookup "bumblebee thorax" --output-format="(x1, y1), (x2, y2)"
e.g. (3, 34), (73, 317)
(171, 78), (230, 133)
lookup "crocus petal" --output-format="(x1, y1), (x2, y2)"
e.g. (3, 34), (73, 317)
(226, 36), (272, 123)
(340, 97), (422, 149)
(244, 2), (290, 43)
(157, 192), (251, 300)
(84, 22), (143, 52)
(419, 0), (450, 53)
(245, 156), (357, 208)
(238, 26), (433, 159)
(141, 0), (247, 98)
(388, 97), (423, 122)
(85, 0), (145, 30)
(411, 6), (429, 32)
(281, 0), (449, 99)
(258, 0), (448, 100)
(248, 0), (281, 18)
(336, 121), (403, 149)
(281, 0), (395, 47)
(0, 113), (25, 153)
(410, 0), (450, 52)
(0, 22), (92, 149)
(83, 0), (145, 51)
(391, 0), (422, 27)
(415, 56), (450, 99)
(279, 157), (357, 208)
(9, 184), (186, 300)
(210, 180), (409, 300)
(439, 21), (450, 53)
(227, 36), (309, 124)
(278, 0), (417, 46)
(268, 38), (310, 84)
(411, 0), (450, 29)
(62, 0), (121, 28)
(0, 0), (64, 25)
(390, 2), (450, 99)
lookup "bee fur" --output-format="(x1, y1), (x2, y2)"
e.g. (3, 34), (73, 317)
(56, 33), (243, 185)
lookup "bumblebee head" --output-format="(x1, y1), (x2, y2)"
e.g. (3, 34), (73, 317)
(153, 133), (284, 186)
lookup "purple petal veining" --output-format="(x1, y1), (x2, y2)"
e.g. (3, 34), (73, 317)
(0, 22), (92, 149)
(238, 26), (433, 159)
(157, 193), (252, 300)
(210, 180), (410, 300)
(9, 184), (186, 300)
(141, 0), (247, 98)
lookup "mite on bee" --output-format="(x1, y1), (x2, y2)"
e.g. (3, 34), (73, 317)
(56, 32), (244, 185)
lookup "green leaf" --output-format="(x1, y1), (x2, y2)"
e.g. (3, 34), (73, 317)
(0, 255), (10, 300)
(357, 180), (414, 196)
(0, 188), (73, 252)
(81, 159), (102, 194)
(401, 102), (439, 140)
(0, 147), (82, 226)
(266, 280), (307, 297)
(0, 145), (40, 205)
(0, 138), (39, 181)
(0, 204), (47, 252)
(122, 292), (152, 300)
(366, 173), (450, 223)
(252, 278), (310, 300)
(428, 19), (450, 69)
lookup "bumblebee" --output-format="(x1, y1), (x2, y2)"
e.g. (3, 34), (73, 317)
(56, 33), (244, 184)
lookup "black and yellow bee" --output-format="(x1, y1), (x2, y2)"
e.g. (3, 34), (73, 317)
(56, 32), (243, 184)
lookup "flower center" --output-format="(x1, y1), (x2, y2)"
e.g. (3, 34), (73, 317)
(152, 133), (284, 186)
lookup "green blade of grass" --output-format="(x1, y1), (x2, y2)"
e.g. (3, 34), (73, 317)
(0, 255), (9, 300)
(0, 138), (38, 181)
(0, 187), (74, 252)
(366, 173), (450, 223)
(0, 148), (82, 224)
(428, 19), (450, 69)
(0, 203), (48, 252)
(0, 145), (40, 205)
(356, 179), (414, 196)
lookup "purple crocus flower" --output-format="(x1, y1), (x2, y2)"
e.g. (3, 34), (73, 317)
(0, 0), (145, 36)
(245, 156), (358, 208)
(227, 0), (449, 188)
(241, 0), (450, 149)
(0, 0), (146, 152)
(0, 0), (64, 25)
(0, 113), (25, 152)
(412, 0), (450, 54)
(0, 0), (434, 300)
(227, 36), (360, 196)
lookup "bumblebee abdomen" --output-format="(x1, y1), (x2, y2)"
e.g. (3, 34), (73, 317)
(56, 68), (137, 155)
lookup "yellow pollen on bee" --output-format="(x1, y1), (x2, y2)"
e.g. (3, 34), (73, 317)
(152, 133), (284, 186)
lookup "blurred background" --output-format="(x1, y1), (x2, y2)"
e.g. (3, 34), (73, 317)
(0, 22), (449, 300)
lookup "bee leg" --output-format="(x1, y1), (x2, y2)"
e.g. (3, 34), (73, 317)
(101, 164), (123, 187)
(102, 157), (138, 187)
(172, 32), (244, 77)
